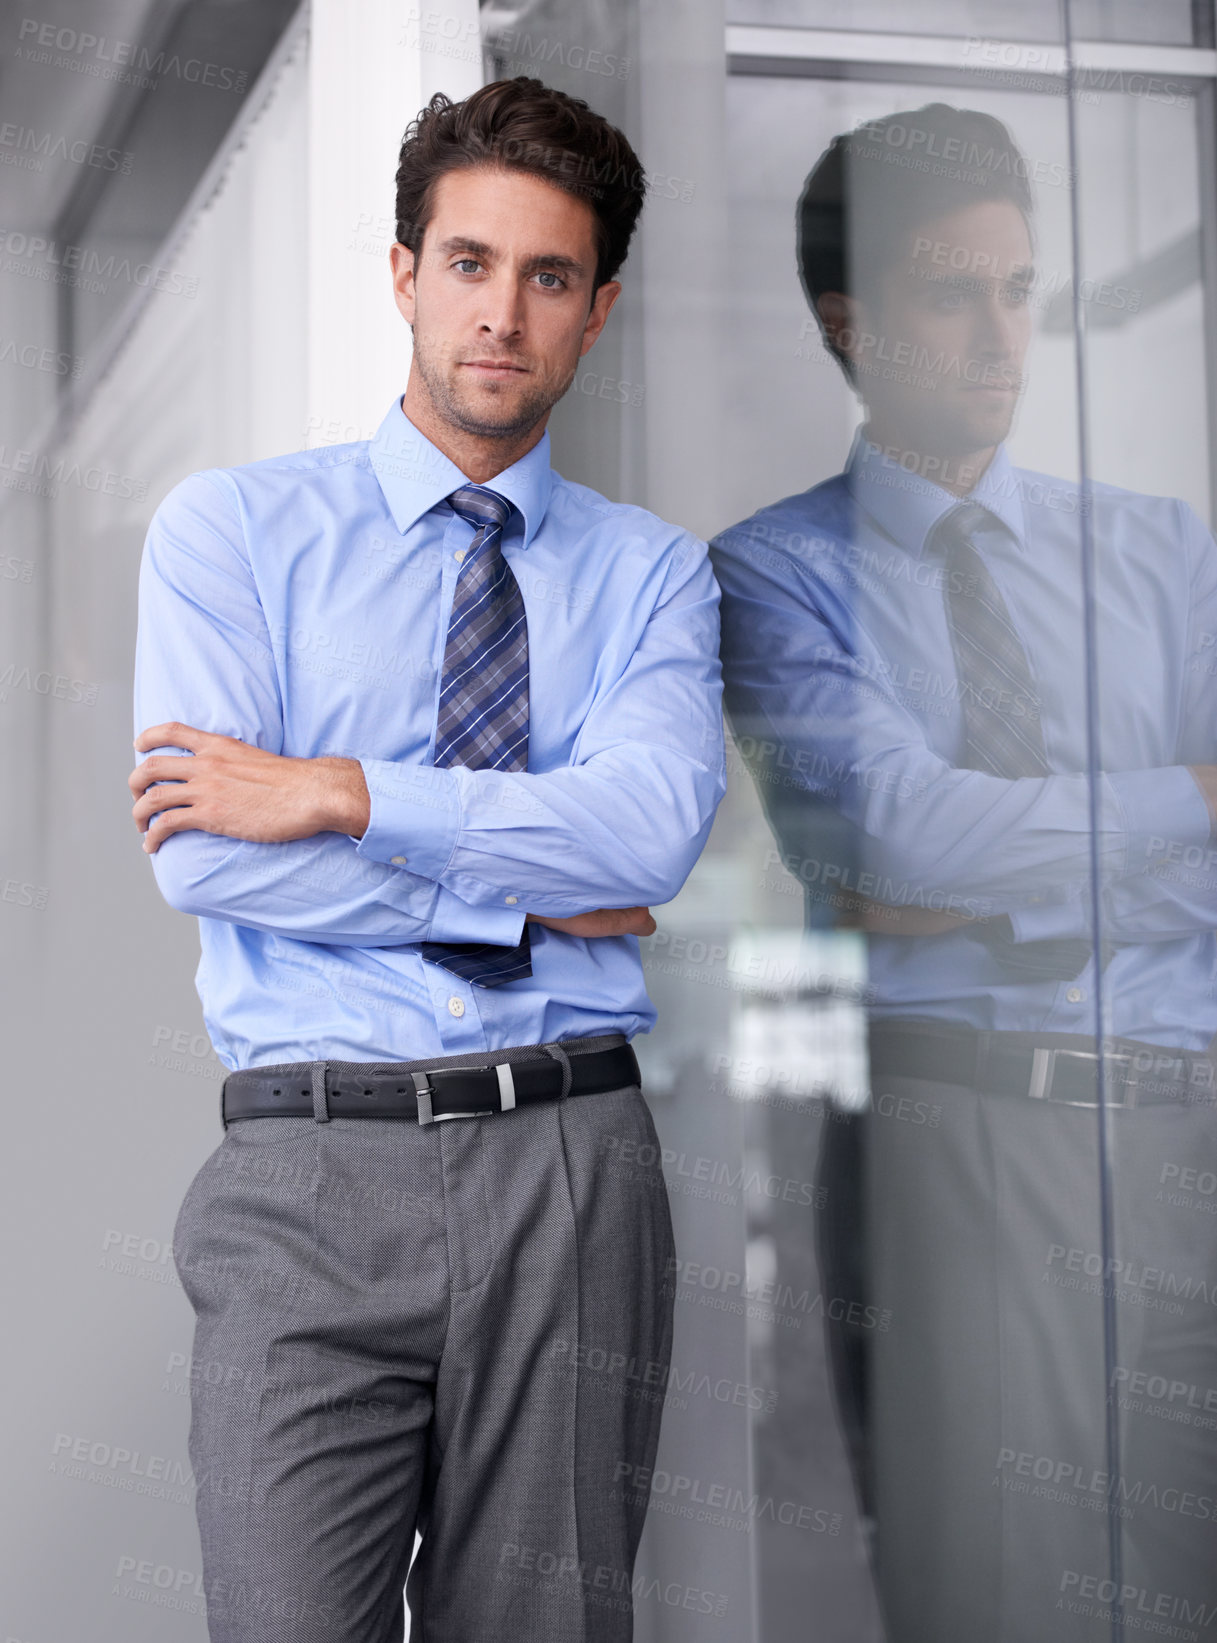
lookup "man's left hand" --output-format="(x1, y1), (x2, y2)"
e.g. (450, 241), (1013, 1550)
(129, 722), (370, 853)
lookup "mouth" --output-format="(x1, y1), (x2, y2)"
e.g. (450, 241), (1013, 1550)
(461, 360), (529, 380)
(960, 375), (1021, 394)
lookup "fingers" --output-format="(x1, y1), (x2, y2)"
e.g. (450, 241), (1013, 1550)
(140, 807), (197, 853)
(128, 753), (194, 797)
(133, 721), (210, 755)
(526, 906), (656, 938)
(132, 780), (193, 829)
(855, 900), (966, 935)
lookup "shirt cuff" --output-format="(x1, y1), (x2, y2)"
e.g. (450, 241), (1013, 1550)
(430, 885), (526, 946)
(353, 759), (461, 880)
(1007, 889), (1088, 945)
(1107, 766), (1213, 872)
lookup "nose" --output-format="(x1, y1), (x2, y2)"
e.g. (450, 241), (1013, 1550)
(477, 273), (525, 343)
(972, 288), (1028, 375)
(965, 294), (1024, 386)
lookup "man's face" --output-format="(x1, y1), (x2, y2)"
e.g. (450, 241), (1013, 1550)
(836, 197), (1034, 458)
(391, 164), (619, 443)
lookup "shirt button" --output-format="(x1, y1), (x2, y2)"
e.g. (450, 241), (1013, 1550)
(454, 548), (466, 562)
(1066, 987), (1084, 1004)
(391, 855), (407, 866)
(447, 996), (465, 1018)
(505, 895), (518, 905)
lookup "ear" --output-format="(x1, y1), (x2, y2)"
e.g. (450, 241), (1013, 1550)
(816, 290), (865, 365)
(390, 240), (418, 327)
(577, 279), (622, 359)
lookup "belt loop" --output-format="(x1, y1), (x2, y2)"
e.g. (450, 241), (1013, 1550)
(542, 1042), (573, 1100)
(312, 1062), (331, 1123)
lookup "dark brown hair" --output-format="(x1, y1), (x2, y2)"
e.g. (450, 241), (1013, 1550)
(395, 76), (646, 292)
(797, 104), (1037, 380)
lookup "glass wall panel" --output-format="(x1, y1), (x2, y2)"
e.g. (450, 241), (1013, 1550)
(504, 2), (1217, 1637)
(714, 54), (1120, 1643)
(1068, 10), (1217, 1636)
(724, 0), (1198, 48)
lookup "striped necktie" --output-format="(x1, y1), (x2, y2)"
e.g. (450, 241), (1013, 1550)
(931, 501), (1096, 981)
(934, 501), (1050, 778)
(418, 484), (533, 987)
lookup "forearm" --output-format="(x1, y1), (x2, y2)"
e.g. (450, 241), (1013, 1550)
(147, 825), (524, 947)
(134, 477), (723, 931)
(716, 553), (1204, 909)
(354, 743), (726, 917)
(350, 537), (727, 913)
(1096, 864), (1217, 943)
(1001, 771), (1217, 943)
(733, 689), (1200, 912)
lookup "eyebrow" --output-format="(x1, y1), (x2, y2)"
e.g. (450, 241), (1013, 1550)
(928, 266), (1036, 289)
(437, 236), (493, 259)
(436, 236), (587, 278)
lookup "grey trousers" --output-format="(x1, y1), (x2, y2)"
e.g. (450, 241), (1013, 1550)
(171, 1036), (676, 1642)
(848, 1070), (1217, 1643)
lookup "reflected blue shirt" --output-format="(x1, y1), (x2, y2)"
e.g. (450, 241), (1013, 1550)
(133, 395), (725, 1070)
(711, 431), (1217, 1048)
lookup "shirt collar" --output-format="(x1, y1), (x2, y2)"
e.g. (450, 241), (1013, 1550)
(368, 394), (553, 548)
(845, 426), (1026, 557)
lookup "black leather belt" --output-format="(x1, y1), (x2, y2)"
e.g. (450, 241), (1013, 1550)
(221, 1039), (640, 1128)
(868, 1020), (1216, 1109)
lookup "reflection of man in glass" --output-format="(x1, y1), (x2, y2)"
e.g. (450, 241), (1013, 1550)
(712, 104), (1217, 1641)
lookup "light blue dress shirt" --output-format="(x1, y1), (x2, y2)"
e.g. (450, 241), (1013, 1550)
(711, 430), (1217, 1048)
(133, 396), (725, 1070)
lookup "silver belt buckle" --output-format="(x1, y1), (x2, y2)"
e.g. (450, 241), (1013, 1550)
(1027, 1047), (1135, 1107)
(413, 1063), (517, 1126)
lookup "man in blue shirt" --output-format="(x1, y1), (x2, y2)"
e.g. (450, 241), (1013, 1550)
(129, 77), (724, 1643)
(712, 103), (1217, 1641)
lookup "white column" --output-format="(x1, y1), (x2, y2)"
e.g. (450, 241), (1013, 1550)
(306, 0), (484, 448)
(633, 0), (730, 540)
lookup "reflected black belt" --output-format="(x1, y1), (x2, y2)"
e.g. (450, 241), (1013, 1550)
(868, 1020), (1216, 1109)
(221, 1039), (640, 1128)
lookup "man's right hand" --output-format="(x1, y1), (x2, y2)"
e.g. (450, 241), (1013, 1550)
(841, 894), (1002, 936)
(526, 907), (656, 938)
(1188, 765), (1217, 836)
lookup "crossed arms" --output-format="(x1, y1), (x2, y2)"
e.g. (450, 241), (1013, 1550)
(712, 504), (1217, 945)
(127, 722), (655, 939)
(129, 471), (726, 948)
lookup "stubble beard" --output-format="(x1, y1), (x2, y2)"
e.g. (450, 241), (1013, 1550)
(411, 324), (576, 442)
(886, 380), (1022, 468)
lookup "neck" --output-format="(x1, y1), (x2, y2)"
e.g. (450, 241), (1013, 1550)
(400, 378), (547, 485)
(861, 416), (998, 497)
